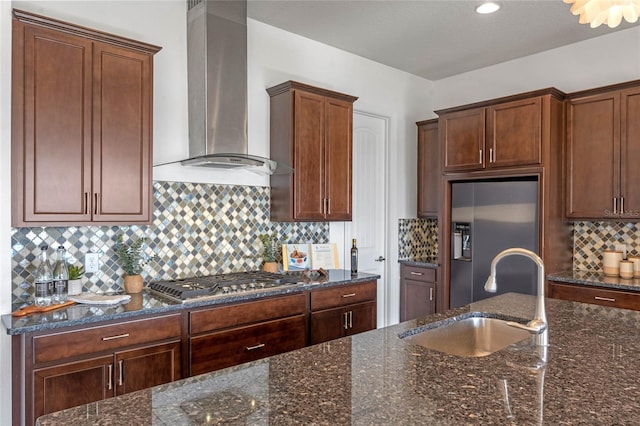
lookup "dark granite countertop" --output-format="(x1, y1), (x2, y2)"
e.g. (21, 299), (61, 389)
(2, 270), (379, 335)
(398, 256), (439, 268)
(548, 270), (640, 292)
(35, 293), (640, 425)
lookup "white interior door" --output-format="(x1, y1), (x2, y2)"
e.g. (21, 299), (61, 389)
(348, 111), (388, 328)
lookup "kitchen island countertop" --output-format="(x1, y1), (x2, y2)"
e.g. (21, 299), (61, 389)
(2, 270), (379, 335)
(36, 293), (640, 425)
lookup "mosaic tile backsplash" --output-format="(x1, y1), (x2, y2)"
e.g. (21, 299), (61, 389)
(398, 218), (438, 260)
(573, 221), (640, 271)
(11, 181), (328, 303)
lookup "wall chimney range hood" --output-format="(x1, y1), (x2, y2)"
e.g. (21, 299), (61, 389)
(182, 0), (290, 174)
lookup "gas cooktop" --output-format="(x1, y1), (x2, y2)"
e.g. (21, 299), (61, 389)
(148, 271), (303, 303)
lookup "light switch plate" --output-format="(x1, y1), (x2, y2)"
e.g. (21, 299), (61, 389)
(85, 253), (100, 273)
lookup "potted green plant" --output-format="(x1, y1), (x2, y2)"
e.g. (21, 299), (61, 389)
(259, 233), (286, 273)
(114, 235), (153, 294)
(68, 264), (85, 296)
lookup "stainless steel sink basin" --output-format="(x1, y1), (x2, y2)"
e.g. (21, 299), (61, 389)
(400, 313), (531, 357)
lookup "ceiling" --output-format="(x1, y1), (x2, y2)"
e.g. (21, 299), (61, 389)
(247, 0), (640, 81)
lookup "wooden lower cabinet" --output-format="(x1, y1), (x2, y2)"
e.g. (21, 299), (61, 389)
(33, 355), (113, 419)
(189, 315), (306, 376)
(187, 293), (307, 376)
(15, 313), (182, 425)
(550, 281), (640, 310)
(309, 281), (377, 345)
(310, 301), (376, 345)
(32, 341), (180, 421)
(400, 265), (437, 321)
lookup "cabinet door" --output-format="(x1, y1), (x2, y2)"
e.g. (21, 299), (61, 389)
(487, 97), (542, 168)
(324, 97), (353, 220)
(620, 87), (640, 218)
(33, 355), (114, 420)
(92, 41), (152, 222)
(345, 301), (376, 337)
(15, 23), (93, 224)
(566, 92), (620, 218)
(310, 307), (346, 345)
(115, 341), (181, 395)
(401, 279), (436, 322)
(417, 121), (440, 217)
(189, 315), (306, 376)
(293, 90), (326, 220)
(441, 107), (485, 172)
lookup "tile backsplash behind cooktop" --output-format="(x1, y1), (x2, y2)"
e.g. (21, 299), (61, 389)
(10, 181), (328, 303)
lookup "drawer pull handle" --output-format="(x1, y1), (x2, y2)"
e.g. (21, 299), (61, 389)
(595, 296), (616, 302)
(107, 364), (113, 390)
(410, 272), (424, 276)
(429, 287), (434, 301)
(246, 343), (265, 351)
(118, 360), (124, 386)
(342, 293), (356, 298)
(102, 333), (130, 341)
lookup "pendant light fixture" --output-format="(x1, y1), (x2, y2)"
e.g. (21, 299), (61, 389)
(564, 0), (640, 28)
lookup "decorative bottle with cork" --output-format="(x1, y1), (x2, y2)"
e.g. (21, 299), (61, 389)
(350, 238), (358, 276)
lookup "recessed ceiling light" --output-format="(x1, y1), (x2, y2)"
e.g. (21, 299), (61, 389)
(476, 2), (501, 14)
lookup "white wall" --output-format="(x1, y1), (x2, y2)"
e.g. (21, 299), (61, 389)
(434, 25), (640, 109)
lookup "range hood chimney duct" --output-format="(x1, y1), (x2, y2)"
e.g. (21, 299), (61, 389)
(182, 0), (289, 174)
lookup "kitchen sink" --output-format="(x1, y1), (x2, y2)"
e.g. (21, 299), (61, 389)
(400, 313), (532, 358)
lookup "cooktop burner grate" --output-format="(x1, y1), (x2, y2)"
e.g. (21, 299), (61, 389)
(149, 271), (302, 302)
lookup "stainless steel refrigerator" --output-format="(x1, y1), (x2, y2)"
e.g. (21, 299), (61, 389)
(449, 179), (539, 309)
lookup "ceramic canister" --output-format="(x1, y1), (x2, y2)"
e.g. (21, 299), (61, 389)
(603, 250), (624, 277)
(627, 255), (640, 278)
(620, 260), (635, 279)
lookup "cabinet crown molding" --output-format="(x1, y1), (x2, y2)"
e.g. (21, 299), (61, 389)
(12, 9), (162, 54)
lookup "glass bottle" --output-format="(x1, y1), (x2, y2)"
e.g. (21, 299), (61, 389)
(52, 245), (69, 303)
(350, 238), (358, 276)
(34, 244), (53, 307)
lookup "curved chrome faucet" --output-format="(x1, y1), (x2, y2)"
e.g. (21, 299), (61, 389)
(484, 248), (548, 347)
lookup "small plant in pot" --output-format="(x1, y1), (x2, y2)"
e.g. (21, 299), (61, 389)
(259, 233), (287, 273)
(68, 264), (85, 296)
(114, 234), (153, 294)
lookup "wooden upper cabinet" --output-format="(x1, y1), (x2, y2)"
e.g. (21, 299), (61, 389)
(487, 97), (542, 168)
(11, 10), (160, 226)
(267, 81), (358, 221)
(416, 119), (440, 217)
(566, 82), (640, 219)
(439, 93), (550, 173)
(441, 107), (485, 172)
(620, 86), (640, 219)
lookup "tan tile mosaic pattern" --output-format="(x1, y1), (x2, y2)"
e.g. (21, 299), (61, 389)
(573, 221), (640, 271)
(398, 218), (438, 260)
(11, 181), (328, 303)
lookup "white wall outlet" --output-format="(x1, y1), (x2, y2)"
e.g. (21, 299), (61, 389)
(85, 253), (100, 273)
(615, 244), (627, 259)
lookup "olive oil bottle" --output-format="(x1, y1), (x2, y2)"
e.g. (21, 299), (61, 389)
(350, 239), (358, 275)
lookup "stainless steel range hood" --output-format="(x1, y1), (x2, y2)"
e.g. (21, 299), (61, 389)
(182, 0), (290, 174)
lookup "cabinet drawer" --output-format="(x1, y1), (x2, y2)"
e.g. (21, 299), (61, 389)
(33, 314), (181, 364)
(189, 315), (306, 376)
(401, 265), (436, 282)
(310, 281), (377, 311)
(550, 282), (640, 310)
(189, 293), (306, 334)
